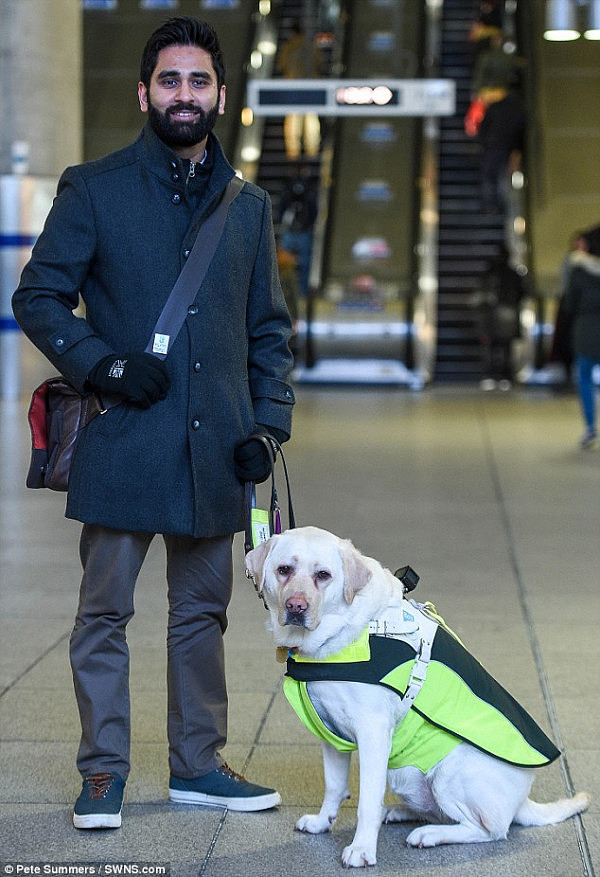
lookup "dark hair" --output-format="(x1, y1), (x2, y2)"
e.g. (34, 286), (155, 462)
(139, 17), (226, 90)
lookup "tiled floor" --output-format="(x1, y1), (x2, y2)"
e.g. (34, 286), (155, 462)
(1, 379), (598, 877)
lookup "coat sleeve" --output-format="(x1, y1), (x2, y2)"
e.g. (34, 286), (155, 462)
(245, 191), (295, 439)
(12, 166), (115, 392)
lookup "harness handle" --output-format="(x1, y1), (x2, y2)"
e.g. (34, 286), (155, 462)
(243, 436), (295, 555)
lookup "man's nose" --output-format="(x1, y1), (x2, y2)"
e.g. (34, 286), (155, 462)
(175, 81), (194, 102)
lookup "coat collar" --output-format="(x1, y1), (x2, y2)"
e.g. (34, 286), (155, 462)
(139, 123), (236, 204)
(569, 250), (600, 278)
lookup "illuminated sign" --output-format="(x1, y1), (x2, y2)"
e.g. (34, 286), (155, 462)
(335, 86), (397, 107)
(247, 79), (455, 117)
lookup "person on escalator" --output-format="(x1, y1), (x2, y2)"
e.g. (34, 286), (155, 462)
(277, 20), (322, 160)
(478, 87), (526, 215)
(278, 163), (318, 299)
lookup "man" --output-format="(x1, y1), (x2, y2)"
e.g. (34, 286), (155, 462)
(12, 18), (294, 828)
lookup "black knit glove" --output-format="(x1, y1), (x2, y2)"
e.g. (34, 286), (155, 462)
(234, 426), (288, 483)
(87, 352), (171, 408)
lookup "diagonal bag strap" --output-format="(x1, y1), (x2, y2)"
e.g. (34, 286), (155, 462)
(244, 436), (296, 555)
(145, 174), (244, 359)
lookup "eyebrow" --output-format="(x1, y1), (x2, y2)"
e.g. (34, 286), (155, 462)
(156, 69), (213, 82)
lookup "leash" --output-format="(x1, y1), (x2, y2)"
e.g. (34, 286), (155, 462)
(243, 436), (296, 609)
(243, 436), (296, 555)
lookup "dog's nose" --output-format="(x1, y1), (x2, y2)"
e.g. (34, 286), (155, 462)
(285, 593), (308, 614)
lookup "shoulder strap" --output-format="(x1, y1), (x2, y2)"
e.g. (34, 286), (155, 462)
(145, 174), (244, 360)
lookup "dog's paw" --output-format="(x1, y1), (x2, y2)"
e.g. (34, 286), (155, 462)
(296, 813), (333, 834)
(405, 825), (442, 848)
(341, 843), (377, 868)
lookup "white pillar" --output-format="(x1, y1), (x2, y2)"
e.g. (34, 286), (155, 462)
(0, 0), (82, 398)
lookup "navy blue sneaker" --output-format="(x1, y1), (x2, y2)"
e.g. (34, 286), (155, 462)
(73, 772), (125, 829)
(169, 763), (281, 812)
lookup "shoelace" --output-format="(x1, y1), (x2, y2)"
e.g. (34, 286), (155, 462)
(218, 763), (246, 783)
(84, 772), (116, 799)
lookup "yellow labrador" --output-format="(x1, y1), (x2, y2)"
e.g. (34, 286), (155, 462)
(246, 526), (590, 868)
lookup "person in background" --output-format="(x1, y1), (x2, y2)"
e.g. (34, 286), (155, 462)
(549, 229), (589, 387)
(12, 17), (294, 829)
(278, 163), (319, 298)
(471, 32), (521, 97)
(277, 20), (322, 160)
(563, 226), (600, 448)
(468, 0), (503, 61)
(473, 243), (526, 390)
(478, 86), (526, 215)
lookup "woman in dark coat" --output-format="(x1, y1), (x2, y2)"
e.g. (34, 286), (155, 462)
(563, 226), (600, 448)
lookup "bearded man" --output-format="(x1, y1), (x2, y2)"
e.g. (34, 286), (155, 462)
(12, 17), (294, 828)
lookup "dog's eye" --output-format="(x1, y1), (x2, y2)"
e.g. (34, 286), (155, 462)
(315, 570), (331, 582)
(277, 565), (292, 577)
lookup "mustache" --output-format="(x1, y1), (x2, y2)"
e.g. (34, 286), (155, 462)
(167, 103), (202, 116)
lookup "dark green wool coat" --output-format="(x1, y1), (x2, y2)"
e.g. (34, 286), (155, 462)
(13, 125), (295, 537)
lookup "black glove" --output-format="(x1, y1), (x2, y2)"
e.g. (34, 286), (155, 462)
(234, 426), (288, 483)
(87, 352), (171, 408)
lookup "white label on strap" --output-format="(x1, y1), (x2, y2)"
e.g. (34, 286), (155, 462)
(152, 333), (170, 355)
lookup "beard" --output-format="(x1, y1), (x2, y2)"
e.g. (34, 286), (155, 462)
(147, 97), (220, 150)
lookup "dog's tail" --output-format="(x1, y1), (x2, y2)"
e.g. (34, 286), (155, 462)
(514, 791), (591, 826)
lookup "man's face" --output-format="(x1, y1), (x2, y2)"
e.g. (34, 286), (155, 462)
(138, 45), (226, 157)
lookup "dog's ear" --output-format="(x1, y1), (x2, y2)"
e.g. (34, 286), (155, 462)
(341, 542), (373, 604)
(245, 539), (272, 593)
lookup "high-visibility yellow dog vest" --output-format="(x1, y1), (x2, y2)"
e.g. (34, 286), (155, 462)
(283, 602), (560, 773)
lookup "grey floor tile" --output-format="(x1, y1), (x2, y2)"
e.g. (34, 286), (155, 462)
(2, 388), (597, 876)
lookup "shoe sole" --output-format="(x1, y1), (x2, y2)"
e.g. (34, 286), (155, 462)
(73, 811), (122, 829)
(169, 788), (281, 812)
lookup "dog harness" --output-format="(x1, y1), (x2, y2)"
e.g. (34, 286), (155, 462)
(283, 599), (560, 773)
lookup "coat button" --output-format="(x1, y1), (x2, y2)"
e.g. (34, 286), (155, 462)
(193, 362), (201, 372)
(56, 338), (65, 347)
(187, 305), (198, 315)
(171, 193), (181, 205)
(191, 419), (200, 430)
(171, 172), (180, 182)
(183, 249), (190, 258)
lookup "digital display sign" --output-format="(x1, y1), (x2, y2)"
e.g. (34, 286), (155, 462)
(247, 79), (455, 117)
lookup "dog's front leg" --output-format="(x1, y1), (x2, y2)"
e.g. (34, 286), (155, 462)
(341, 729), (390, 867)
(296, 742), (351, 834)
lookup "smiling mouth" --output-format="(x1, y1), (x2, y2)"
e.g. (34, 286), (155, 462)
(168, 105), (199, 119)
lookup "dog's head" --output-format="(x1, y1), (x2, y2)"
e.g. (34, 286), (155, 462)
(245, 526), (373, 650)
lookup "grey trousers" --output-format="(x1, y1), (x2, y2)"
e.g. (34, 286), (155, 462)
(69, 524), (234, 781)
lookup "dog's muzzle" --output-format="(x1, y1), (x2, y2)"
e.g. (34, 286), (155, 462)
(284, 593), (309, 627)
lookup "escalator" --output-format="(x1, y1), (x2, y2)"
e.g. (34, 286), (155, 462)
(288, 0), (424, 383)
(435, 0), (526, 382)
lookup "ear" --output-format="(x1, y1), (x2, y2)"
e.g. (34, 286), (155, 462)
(138, 82), (149, 113)
(218, 84), (226, 115)
(341, 542), (372, 604)
(245, 539), (272, 594)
